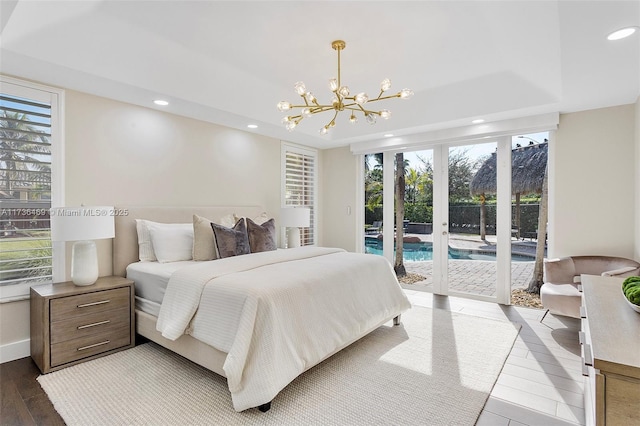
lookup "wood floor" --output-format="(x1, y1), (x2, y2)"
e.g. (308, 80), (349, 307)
(1, 292), (583, 426)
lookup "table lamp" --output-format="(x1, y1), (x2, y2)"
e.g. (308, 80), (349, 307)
(280, 207), (310, 248)
(50, 206), (115, 286)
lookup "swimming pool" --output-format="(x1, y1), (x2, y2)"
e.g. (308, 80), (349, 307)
(364, 240), (534, 262)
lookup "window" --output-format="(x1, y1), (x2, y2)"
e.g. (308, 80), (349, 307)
(0, 76), (64, 301)
(281, 143), (317, 246)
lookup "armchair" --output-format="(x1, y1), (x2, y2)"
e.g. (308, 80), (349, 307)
(540, 255), (640, 321)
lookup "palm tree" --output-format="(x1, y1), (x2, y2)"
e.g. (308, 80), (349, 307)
(527, 163), (548, 294)
(0, 110), (51, 199)
(394, 152), (407, 277)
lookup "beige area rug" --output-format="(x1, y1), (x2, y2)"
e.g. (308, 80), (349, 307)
(38, 306), (520, 425)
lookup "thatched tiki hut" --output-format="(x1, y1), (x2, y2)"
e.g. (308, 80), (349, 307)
(469, 142), (548, 239)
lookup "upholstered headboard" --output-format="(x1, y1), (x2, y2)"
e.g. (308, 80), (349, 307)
(112, 206), (265, 277)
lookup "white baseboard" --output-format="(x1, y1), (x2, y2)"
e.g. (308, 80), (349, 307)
(0, 339), (30, 363)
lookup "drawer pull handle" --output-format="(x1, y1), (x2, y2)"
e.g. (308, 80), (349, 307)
(77, 320), (110, 330)
(77, 340), (110, 351)
(77, 300), (110, 308)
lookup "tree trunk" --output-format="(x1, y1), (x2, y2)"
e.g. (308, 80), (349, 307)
(515, 192), (521, 239)
(527, 163), (548, 294)
(479, 193), (486, 240)
(394, 153), (406, 277)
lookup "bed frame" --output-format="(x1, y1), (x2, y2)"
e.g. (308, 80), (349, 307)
(113, 205), (400, 412)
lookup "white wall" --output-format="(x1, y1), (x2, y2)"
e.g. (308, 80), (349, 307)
(635, 96), (640, 260)
(320, 147), (359, 251)
(0, 89), (284, 358)
(550, 104), (637, 259)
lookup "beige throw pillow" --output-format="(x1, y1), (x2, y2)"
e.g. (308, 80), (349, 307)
(192, 214), (218, 261)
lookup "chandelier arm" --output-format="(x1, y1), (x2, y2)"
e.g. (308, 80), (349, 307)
(325, 109), (340, 128)
(371, 93), (402, 101)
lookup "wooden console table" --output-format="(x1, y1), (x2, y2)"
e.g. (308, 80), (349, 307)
(581, 275), (640, 425)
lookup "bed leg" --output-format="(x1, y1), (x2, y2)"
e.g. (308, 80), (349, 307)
(393, 315), (401, 326)
(258, 402), (271, 413)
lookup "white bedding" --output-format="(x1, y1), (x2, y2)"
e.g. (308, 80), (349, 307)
(156, 246), (411, 411)
(126, 260), (198, 305)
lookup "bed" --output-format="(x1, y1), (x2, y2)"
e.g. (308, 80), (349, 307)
(113, 206), (411, 412)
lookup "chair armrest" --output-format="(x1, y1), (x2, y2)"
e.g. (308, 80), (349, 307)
(601, 266), (640, 277)
(544, 257), (576, 284)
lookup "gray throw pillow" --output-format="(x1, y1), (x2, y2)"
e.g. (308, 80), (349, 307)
(211, 218), (250, 258)
(246, 218), (276, 253)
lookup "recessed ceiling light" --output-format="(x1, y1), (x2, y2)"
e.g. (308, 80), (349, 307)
(153, 100), (169, 106)
(472, 119), (485, 124)
(607, 26), (638, 41)
(384, 134), (394, 137)
(247, 124), (258, 129)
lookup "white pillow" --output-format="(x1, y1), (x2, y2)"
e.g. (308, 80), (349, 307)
(135, 219), (157, 262)
(147, 222), (194, 263)
(219, 213), (238, 228)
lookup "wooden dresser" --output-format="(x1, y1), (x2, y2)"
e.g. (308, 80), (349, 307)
(30, 276), (135, 373)
(580, 275), (640, 425)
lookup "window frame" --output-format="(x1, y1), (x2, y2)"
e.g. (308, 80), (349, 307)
(0, 75), (65, 302)
(281, 142), (318, 247)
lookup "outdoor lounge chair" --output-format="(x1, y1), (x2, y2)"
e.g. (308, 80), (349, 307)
(540, 255), (640, 321)
(366, 221), (382, 234)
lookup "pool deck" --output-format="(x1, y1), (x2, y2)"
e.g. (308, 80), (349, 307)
(371, 232), (544, 297)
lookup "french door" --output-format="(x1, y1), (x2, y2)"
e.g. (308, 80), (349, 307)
(379, 138), (512, 304)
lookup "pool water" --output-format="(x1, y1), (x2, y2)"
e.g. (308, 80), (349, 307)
(364, 240), (534, 262)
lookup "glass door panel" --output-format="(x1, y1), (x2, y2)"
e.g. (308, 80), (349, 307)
(447, 143), (498, 300)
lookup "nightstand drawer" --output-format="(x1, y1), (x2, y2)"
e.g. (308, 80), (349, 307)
(50, 287), (130, 322)
(50, 327), (131, 367)
(50, 307), (130, 344)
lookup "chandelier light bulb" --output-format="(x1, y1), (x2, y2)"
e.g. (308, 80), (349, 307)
(329, 79), (338, 91)
(380, 109), (391, 119)
(277, 101), (292, 112)
(355, 92), (369, 105)
(302, 108), (312, 117)
(400, 89), (414, 99)
(294, 82), (307, 96)
(381, 78), (392, 92)
(338, 86), (350, 97)
(305, 92), (316, 102)
(349, 114), (357, 124)
(320, 126), (329, 135)
(365, 113), (377, 125)
(285, 121), (297, 131)
(281, 116), (291, 124)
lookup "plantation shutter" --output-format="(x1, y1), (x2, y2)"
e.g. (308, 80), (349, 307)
(282, 143), (317, 246)
(0, 77), (63, 300)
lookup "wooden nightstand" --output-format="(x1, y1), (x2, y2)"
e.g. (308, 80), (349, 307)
(30, 276), (135, 373)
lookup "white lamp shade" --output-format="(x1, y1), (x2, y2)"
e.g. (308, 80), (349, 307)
(50, 206), (115, 242)
(280, 207), (311, 228)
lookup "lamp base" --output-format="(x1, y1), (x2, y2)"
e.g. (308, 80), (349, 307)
(287, 227), (301, 248)
(71, 240), (99, 286)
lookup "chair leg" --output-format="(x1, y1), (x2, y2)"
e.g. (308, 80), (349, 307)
(539, 309), (549, 323)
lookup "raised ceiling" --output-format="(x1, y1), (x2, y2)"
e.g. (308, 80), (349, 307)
(1, 1), (638, 149)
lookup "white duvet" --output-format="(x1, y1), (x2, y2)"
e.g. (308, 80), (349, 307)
(157, 246), (411, 411)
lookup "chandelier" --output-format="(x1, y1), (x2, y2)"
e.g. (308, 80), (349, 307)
(277, 40), (413, 135)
